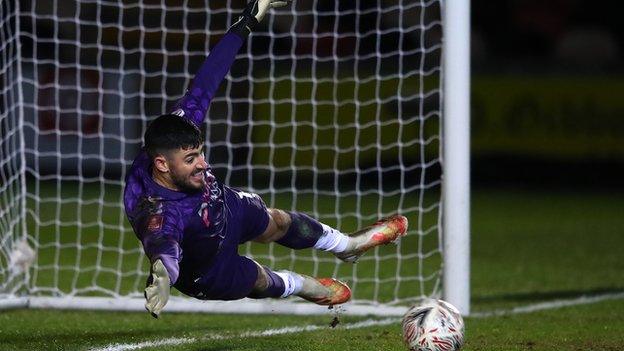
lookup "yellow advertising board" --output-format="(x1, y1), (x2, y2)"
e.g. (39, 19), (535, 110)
(473, 76), (624, 160)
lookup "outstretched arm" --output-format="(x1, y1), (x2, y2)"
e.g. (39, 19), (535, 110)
(127, 198), (183, 318)
(139, 216), (182, 318)
(172, 0), (291, 126)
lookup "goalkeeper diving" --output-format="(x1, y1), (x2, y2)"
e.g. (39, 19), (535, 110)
(123, 0), (408, 318)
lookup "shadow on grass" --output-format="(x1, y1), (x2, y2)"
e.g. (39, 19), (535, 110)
(473, 287), (624, 305)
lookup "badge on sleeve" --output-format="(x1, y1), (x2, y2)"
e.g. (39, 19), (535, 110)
(147, 215), (164, 232)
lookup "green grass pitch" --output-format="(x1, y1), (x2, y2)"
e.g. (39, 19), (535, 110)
(1, 188), (623, 350)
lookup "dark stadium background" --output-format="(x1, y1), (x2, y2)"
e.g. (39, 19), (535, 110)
(471, 0), (623, 189)
(18, 0), (623, 189)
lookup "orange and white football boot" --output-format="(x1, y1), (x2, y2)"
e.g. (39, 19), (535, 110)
(335, 215), (408, 263)
(297, 275), (351, 306)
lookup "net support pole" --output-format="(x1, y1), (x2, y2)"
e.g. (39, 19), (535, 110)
(442, 0), (471, 315)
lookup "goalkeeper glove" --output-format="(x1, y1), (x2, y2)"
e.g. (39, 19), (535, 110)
(229, 0), (291, 36)
(144, 259), (170, 318)
(250, 0), (290, 23)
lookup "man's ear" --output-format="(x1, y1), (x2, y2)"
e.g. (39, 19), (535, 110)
(153, 155), (169, 173)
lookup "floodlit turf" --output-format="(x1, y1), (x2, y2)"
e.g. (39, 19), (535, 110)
(1, 299), (623, 350)
(466, 299), (624, 351)
(2, 187), (623, 350)
(471, 189), (624, 311)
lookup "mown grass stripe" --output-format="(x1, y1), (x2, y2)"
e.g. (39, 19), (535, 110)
(470, 291), (624, 318)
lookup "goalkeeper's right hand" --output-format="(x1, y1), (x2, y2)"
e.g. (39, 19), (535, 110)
(144, 259), (170, 318)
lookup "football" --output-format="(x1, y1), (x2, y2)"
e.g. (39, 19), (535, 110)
(401, 299), (465, 351)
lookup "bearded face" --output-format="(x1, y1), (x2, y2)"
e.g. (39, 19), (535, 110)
(155, 145), (207, 192)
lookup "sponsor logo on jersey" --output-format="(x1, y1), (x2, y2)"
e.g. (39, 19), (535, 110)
(147, 215), (163, 232)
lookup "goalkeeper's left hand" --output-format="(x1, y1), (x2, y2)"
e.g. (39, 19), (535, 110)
(144, 259), (170, 318)
(251, 0), (291, 23)
(229, 0), (291, 36)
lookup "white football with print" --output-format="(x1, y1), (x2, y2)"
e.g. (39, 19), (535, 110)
(402, 299), (465, 351)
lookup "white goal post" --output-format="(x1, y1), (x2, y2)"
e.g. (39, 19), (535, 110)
(0, 0), (470, 315)
(442, 0), (471, 315)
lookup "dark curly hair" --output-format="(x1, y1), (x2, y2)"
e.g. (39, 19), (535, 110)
(143, 114), (204, 158)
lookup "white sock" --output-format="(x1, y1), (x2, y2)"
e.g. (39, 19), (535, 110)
(274, 271), (304, 298)
(313, 223), (350, 253)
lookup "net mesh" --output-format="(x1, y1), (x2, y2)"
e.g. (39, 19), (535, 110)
(4, 0), (443, 307)
(0, 0), (28, 297)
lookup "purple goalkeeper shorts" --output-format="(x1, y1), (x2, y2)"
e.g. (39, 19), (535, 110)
(177, 186), (270, 300)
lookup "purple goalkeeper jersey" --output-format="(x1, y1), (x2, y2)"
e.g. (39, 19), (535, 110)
(124, 32), (245, 285)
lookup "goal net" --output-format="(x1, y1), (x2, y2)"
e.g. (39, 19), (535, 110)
(1, 0), (453, 315)
(0, 0), (28, 301)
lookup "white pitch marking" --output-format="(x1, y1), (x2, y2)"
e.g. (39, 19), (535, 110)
(88, 317), (400, 351)
(88, 292), (624, 351)
(91, 337), (197, 351)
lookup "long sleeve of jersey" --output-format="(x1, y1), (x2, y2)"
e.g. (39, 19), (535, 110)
(172, 32), (245, 127)
(131, 199), (184, 285)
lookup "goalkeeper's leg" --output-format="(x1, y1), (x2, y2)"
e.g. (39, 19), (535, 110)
(247, 261), (351, 306)
(255, 209), (408, 263)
